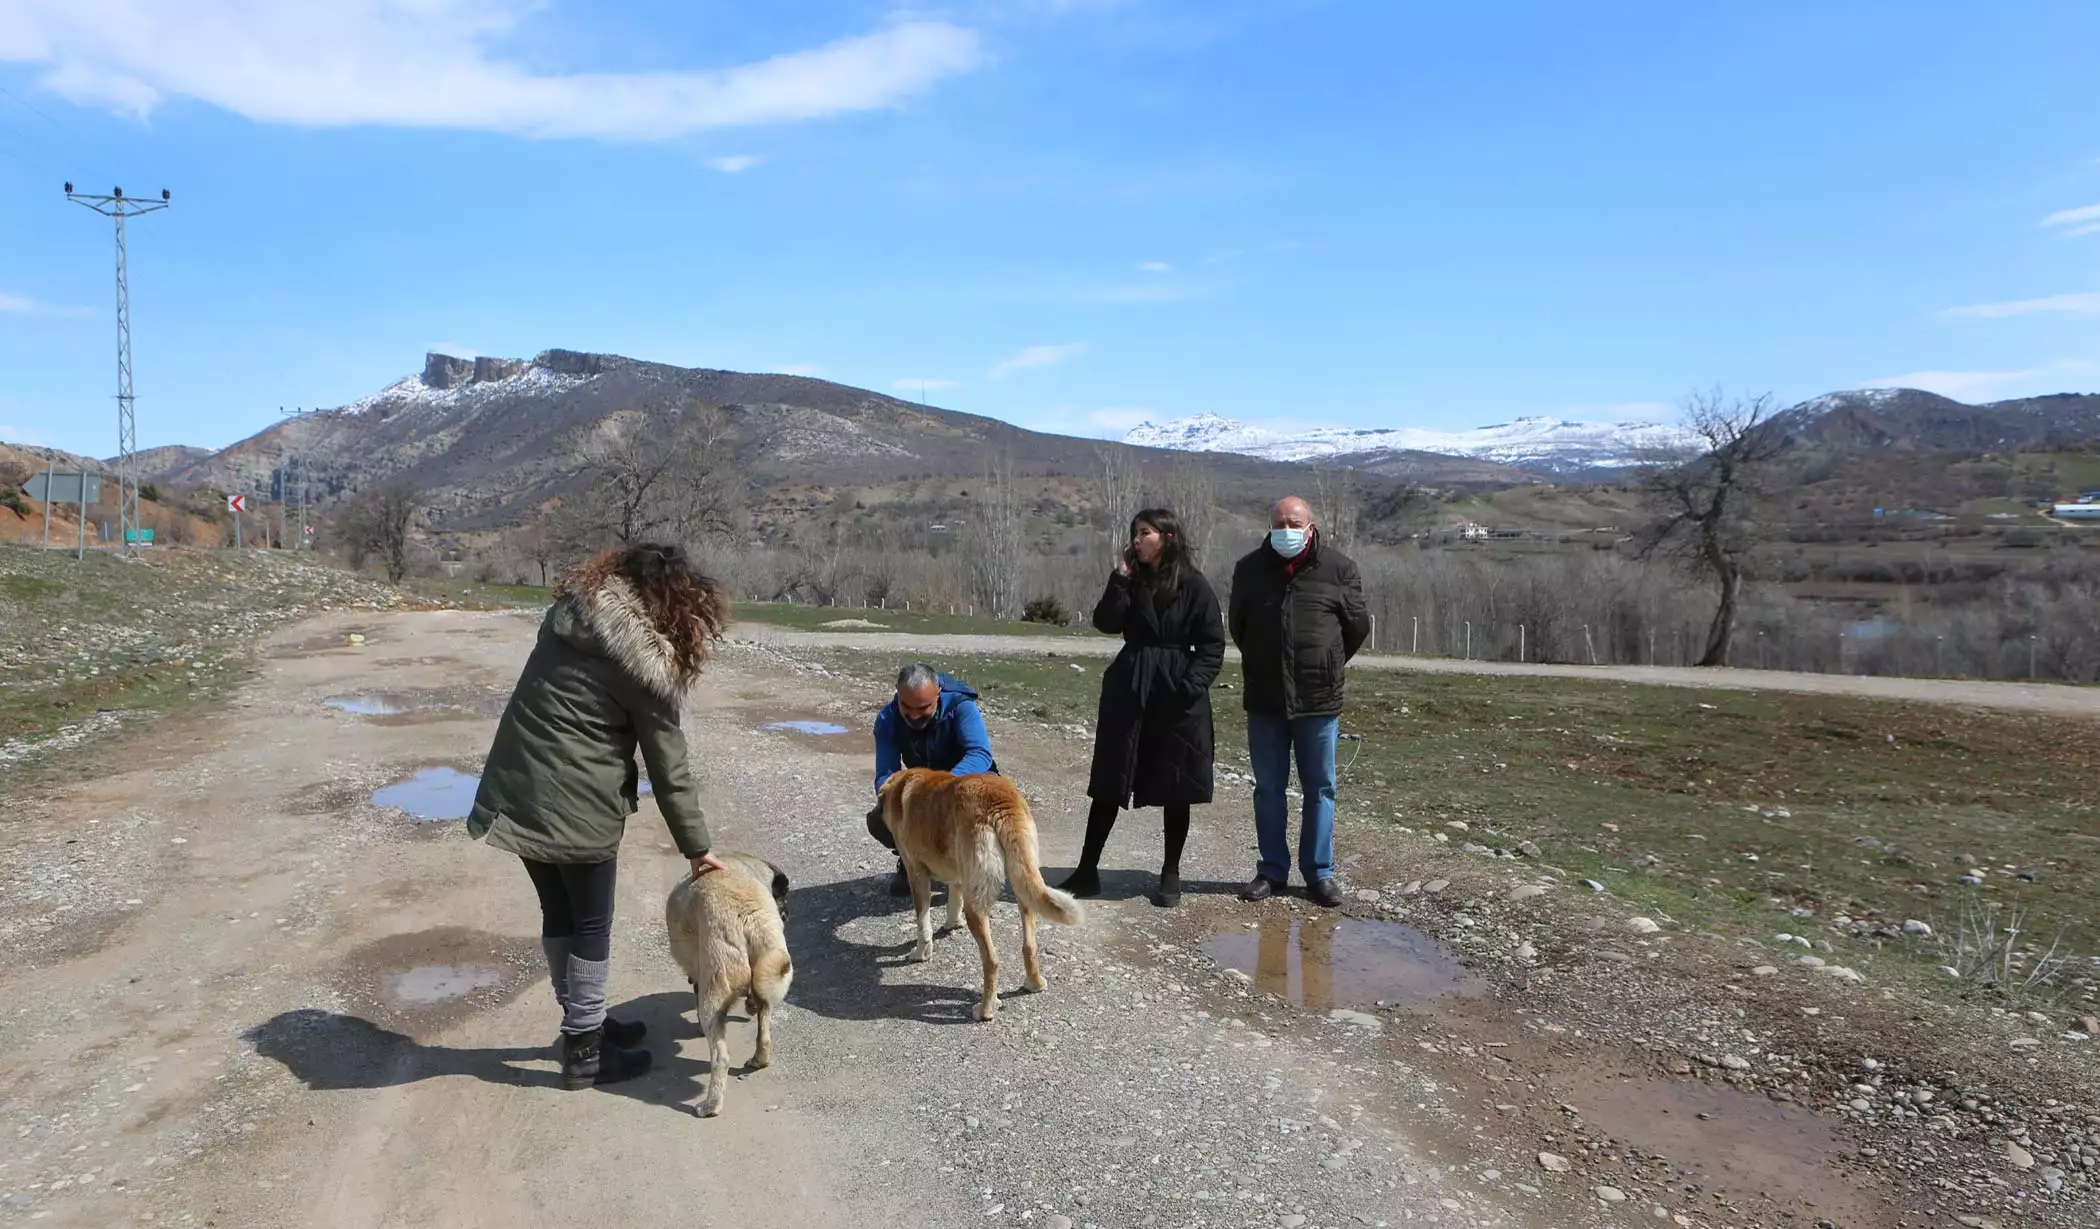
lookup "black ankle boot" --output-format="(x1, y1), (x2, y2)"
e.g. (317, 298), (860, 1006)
(603, 1016), (647, 1047)
(1058, 866), (1102, 898)
(562, 1026), (652, 1089)
(888, 860), (911, 897)
(1152, 871), (1182, 908)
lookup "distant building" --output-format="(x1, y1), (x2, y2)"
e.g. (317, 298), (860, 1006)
(2051, 503), (2100, 522)
(1454, 520), (1488, 541)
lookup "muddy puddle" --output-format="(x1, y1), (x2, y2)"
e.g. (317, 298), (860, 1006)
(323, 691), (508, 723)
(332, 926), (540, 1030)
(370, 767), (480, 821)
(756, 714), (870, 754)
(1205, 914), (1476, 1011)
(1567, 1072), (1882, 1224)
(392, 964), (506, 1004)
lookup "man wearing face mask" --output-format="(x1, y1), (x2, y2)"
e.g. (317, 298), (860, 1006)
(867, 662), (999, 895)
(1228, 495), (1372, 907)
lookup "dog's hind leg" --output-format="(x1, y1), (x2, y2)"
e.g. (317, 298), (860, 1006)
(1020, 905), (1046, 992)
(963, 901), (1001, 1021)
(697, 1004), (732, 1118)
(943, 885), (963, 933)
(907, 863), (935, 962)
(750, 994), (774, 1070)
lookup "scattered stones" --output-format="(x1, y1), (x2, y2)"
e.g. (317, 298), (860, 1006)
(1538, 1153), (1570, 1173)
(1901, 919), (1933, 937)
(1507, 885), (1547, 902)
(1327, 1008), (1382, 1032)
(1721, 1055), (1752, 1072)
(1627, 917), (1662, 935)
(1514, 941), (1538, 962)
(1595, 1185), (1627, 1203)
(1814, 965), (1865, 984)
(1515, 841), (1540, 858)
(1279, 1216), (1307, 1229)
(2004, 1140), (2035, 1171)
(1751, 965), (1778, 977)
(1422, 879), (1450, 895)
(1581, 879), (1607, 893)
(2078, 1015), (2100, 1036)
(1354, 889), (1381, 904)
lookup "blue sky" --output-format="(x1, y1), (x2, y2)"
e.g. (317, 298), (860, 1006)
(2, 0), (2098, 458)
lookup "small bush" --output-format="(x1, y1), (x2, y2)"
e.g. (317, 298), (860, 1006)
(0, 488), (29, 517)
(1022, 596), (1070, 625)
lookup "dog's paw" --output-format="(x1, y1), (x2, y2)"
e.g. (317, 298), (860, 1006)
(1023, 973), (1048, 993)
(696, 1095), (723, 1118)
(910, 943), (931, 963)
(974, 1001), (999, 1022)
(748, 1050), (772, 1071)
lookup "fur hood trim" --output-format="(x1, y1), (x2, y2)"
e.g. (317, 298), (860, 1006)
(567, 574), (697, 704)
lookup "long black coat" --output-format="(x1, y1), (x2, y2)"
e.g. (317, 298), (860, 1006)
(1086, 568), (1226, 808)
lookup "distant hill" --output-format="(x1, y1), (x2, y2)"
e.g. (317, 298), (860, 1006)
(1126, 412), (1689, 477)
(158, 349), (1524, 532)
(123, 445), (214, 482)
(1763, 388), (2100, 453)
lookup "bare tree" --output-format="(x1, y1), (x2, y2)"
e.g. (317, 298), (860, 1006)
(1311, 462), (1362, 550)
(968, 454), (1026, 618)
(343, 482), (421, 582)
(1150, 455), (1218, 557)
(1094, 443), (1144, 562)
(1640, 389), (1785, 667)
(502, 513), (558, 586)
(562, 403), (742, 550)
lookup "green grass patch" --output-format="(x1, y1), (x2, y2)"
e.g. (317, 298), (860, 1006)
(732, 601), (1089, 638)
(799, 646), (2100, 996)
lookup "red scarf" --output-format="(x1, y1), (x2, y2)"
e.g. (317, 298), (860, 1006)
(1277, 528), (1316, 581)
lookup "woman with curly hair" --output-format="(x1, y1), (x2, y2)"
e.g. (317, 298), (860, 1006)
(468, 542), (731, 1089)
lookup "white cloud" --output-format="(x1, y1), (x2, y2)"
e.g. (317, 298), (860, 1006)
(774, 363), (823, 377)
(709, 154), (762, 173)
(425, 340), (488, 358)
(989, 342), (1086, 380)
(0, 291), (90, 318)
(1944, 292), (2100, 319)
(891, 377), (959, 392)
(1136, 260), (1171, 273)
(1860, 361), (2091, 402)
(2043, 203), (2100, 229)
(0, 3), (983, 139)
(0, 423), (57, 446)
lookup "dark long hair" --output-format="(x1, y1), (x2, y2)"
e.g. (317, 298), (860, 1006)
(560, 542), (731, 681)
(1128, 507), (1193, 602)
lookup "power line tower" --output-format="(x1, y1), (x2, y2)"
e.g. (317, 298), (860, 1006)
(66, 183), (171, 551)
(280, 405), (317, 549)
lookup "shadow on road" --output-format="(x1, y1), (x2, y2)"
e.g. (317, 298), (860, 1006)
(247, 1003), (771, 1118)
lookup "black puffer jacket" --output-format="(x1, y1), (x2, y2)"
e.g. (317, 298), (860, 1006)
(1086, 568), (1226, 808)
(1228, 533), (1371, 718)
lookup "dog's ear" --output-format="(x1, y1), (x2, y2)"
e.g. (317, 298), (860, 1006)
(767, 862), (790, 904)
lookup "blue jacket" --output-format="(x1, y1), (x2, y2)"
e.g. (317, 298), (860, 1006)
(873, 673), (997, 793)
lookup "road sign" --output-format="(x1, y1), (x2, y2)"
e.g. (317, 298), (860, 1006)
(303, 524), (314, 538)
(124, 528), (155, 544)
(25, 472), (101, 505)
(227, 493), (248, 514)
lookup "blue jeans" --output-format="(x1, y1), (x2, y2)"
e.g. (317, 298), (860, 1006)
(1248, 712), (1339, 885)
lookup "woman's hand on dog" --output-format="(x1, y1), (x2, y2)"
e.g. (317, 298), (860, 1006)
(690, 853), (729, 880)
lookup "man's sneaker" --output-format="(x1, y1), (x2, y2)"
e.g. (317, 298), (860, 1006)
(1239, 875), (1282, 902)
(1307, 877), (1344, 908)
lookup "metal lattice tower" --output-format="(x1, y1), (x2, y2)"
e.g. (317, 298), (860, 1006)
(66, 184), (171, 549)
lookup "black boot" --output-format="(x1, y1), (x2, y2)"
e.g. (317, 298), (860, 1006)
(1152, 871), (1182, 908)
(888, 859), (911, 897)
(1058, 865), (1103, 898)
(562, 1026), (652, 1090)
(604, 1016), (647, 1047)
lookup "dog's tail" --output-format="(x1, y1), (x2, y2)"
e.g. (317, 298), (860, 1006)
(995, 794), (1085, 926)
(751, 945), (793, 1005)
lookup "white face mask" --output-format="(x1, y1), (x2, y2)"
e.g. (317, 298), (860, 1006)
(1269, 526), (1310, 558)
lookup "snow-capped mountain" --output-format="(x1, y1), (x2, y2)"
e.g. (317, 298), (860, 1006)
(1124, 413), (1694, 476)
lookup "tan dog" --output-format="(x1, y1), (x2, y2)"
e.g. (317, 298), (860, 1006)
(878, 768), (1085, 1021)
(665, 852), (793, 1117)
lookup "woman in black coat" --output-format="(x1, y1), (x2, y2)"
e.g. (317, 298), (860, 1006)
(1059, 507), (1226, 907)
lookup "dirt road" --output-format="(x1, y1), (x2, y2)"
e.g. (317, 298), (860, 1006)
(3, 609), (1584, 1229)
(736, 626), (2100, 718)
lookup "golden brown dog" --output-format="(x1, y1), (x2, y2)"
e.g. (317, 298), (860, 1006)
(878, 768), (1084, 1020)
(665, 852), (792, 1117)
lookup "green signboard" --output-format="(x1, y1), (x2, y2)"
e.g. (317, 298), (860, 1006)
(124, 528), (155, 543)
